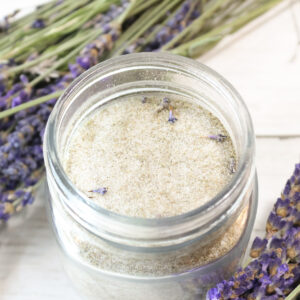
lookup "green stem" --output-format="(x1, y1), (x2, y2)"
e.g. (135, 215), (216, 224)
(135, 4), (180, 52)
(128, 0), (161, 17)
(0, 1), (137, 120)
(0, 0), (114, 60)
(6, 31), (92, 76)
(111, 0), (182, 57)
(286, 284), (300, 300)
(28, 29), (100, 88)
(117, 0), (138, 24)
(43, 0), (90, 22)
(0, 0), (77, 52)
(110, 9), (153, 55)
(0, 90), (64, 120)
(4, 0), (57, 32)
(171, 0), (283, 57)
(28, 0), (130, 88)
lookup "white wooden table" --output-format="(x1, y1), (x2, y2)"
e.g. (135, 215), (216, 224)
(0, 1), (300, 299)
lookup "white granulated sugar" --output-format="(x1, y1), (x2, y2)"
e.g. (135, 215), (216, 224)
(64, 97), (236, 218)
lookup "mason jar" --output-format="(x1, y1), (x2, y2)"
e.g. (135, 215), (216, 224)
(43, 53), (257, 300)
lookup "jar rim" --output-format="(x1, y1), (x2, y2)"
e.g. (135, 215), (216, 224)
(44, 52), (255, 231)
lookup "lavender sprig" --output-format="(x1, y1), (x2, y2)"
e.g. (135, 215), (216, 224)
(207, 163), (300, 300)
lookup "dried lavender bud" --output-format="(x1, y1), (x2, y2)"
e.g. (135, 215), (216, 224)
(76, 56), (92, 70)
(250, 237), (268, 258)
(282, 179), (292, 199)
(31, 19), (45, 29)
(266, 212), (286, 236)
(206, 287), (221, 300)
(286, 239), (300, 261)
(0, 188), (34, 221)
(275, 198), (292, 218)
(2, 161), (30, 181)
(0, 83), (23, 109)
(89, 187), (108, 195)
(208, 134), (227, 143)
(71, 27), (121, 79)
(141, 96), (147, 104)
(168, 110), (177, 123)
(0, 203), (13, 221)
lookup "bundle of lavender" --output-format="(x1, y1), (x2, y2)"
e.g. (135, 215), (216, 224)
(207, 163), (300, 300)
(0, 0), (282, 221)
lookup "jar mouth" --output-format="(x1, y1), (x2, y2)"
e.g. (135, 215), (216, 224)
(44, 53), (255, 232)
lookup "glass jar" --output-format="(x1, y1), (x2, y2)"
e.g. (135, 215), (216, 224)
(44, 53), (257, 300)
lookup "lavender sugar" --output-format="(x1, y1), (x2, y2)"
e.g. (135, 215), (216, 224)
(64, 96), (237, 218)
(62, 96), (248, 276)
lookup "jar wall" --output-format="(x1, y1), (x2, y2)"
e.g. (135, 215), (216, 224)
(44, 53), (257, 299)
(46, 178), (257, 299)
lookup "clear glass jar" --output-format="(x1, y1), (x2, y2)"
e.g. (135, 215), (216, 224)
(44, 53), (257, 300)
